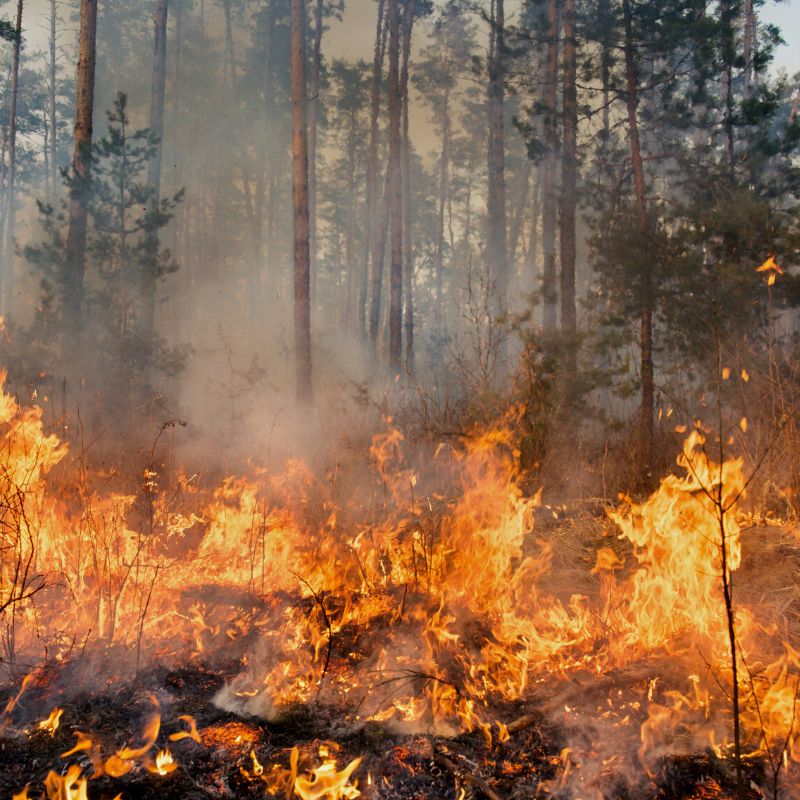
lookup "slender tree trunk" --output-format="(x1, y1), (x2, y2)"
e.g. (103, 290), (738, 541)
(720, 0), (735, 170)
(2, 0), (23, 312)
(343, 106), (357, 331)
(529, 168), (541, 285)
(369, 167), (390, 346)
(400, 0), (415, 367)
(308, 0), (323, 283)
(507, 158), (530, 270)
(143, 0), (169, 352)
(599, 0), (611, 143)
(486, 0), (507, 321)
(222, 0), (235, 88)
(291, 0), (312, 401)
(541, 0), (559, 329)
(49, 0), (57, 200)
(435, 87), (450, 337)
(622, 0), (654, 468)
(361, 0), (386, 340)
(742, 0), (756, 102)
(559, 0), (577, 337)
(63, 0), (98, 359)
(387, 0), (402, 370)
(263, 0), (277, 297)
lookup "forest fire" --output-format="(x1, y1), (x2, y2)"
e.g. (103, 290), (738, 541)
(0, 0), (798, 795)
(0, 373), (797, 799)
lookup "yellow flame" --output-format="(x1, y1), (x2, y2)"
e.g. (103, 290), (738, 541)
(168, 714), (201, 744)
(146, 749), (178, 776)
(294, 753), (362, 800)
(37, 708), (63, 737)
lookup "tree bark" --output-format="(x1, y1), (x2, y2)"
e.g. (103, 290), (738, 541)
(263, 0), (277, 298)
(541, 0), (559, 329)
(63, 0), (98, 358)
(291, 0), (313, 401)
(2, 0), (23, 312)
(486, 0), (507, 321)
(742, 0), (756, 102)
(599, 0), (611, 143)
(387, 0), (403, 370)
(507, 159), (530, 267)
(559, 0), (577, 335)
(400, 0), (415, 368)
(343, 105), (358, 332)
(49, 0), (57, 200)
(222, 0), (235, 88)
(622, 0), (653, 467)
(720, 0), (735, 170)
(143, 0), (169, 350)
(361, 0), (386, 340)
(369, 167), (390, 346)
(434, 84), (450, 337)
(308, 0), (324, 283)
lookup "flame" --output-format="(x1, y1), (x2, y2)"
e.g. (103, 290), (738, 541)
(1, 368), (800, 789)
(61, 732), (93, 758)
(756, 255), (783, 274)
(604, 431), (745, 658)
(43, 765), (88, 800)
(104, 709), (161, 777)
(168, 714), (201, 743)
(145, 748), (178, 775)
(37, 708), (63, 736)
(293, 751), (362, 800)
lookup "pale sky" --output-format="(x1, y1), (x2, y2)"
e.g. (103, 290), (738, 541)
(12, 0), (799, 73)
(760, 1), (800, 76)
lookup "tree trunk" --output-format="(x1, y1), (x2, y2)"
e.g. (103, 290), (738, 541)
(49, 0), (57, 200)
(222, 0), (235, 87)
(387, 0), (402, 371)
(720, 0), (735, 169)
(507, 158), (531, 269)
(486, 0), (507, 321)
(559, 0), (577, 336)
(63, 0), (98, 358)
(308, 0), (323, 284)
(291, 0), (313, 401)
(622, 0), (653, 468)
(435, 86), (450, 337)
(143, 0), (169, 352)
(343, 106), (358, 332)
(2, 0), (23, 312)
(263, 0), (277, 298)
(361, 0), (386, 340)
(400, 0), (415, 368)
(599, 0), (611, 143)
(742, 0), (756, 102)
(369, 167), (390, 346)
(541, 0), (559, 329)
(529, 167), (541, 285)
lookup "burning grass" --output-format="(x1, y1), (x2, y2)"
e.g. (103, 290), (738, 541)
(0, 374), (798, 798)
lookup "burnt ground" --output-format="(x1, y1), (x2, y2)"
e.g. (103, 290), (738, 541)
(0, 660), (766, 800)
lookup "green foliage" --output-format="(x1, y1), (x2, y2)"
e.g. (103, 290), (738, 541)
(25, 93), (185, 390)
(580, 0), (800, 398)
(0, 18), (17, 42)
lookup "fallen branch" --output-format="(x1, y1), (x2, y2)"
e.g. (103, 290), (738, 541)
(505, 713), (537, 735)
(433, 748), (502, 800)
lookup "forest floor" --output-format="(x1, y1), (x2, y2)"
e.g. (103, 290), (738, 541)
(0, 650), (767, 800)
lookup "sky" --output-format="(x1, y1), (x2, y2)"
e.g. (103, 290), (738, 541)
(760, 1), (800, 76)
(13, 0), (800, 75)
(8, 0), (800, 143)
